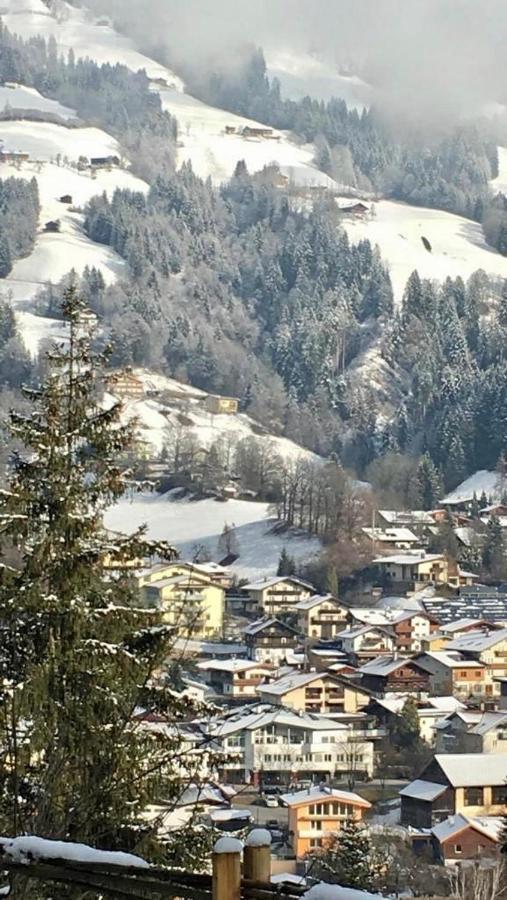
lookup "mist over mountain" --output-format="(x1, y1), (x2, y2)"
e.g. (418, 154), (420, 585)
(83, 0), (507, 125)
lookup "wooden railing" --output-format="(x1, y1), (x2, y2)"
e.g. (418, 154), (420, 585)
(0, 837), (309, 900)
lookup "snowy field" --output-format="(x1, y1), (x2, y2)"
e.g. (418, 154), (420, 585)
(0, 83), (76, 120)
(157, 87), (336, 187)
(267, 51), (372, 109)
(105, 493), (320, 580)
(339, 198), (507, 302)
(442, 470), (502, 505)
(1, 0), (183, 89)
(0, 120), (120, 162)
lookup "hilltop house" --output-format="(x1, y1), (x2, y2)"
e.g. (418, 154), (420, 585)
(373, 552), (478, 591)
(243, 618), (300, 665)
(243, 577), (313, 616)
(204, 394), (239, 415)
(295, 594), (349, 641)
(105, 368), (145, 400)
(400, 753), (507, 827)
(280, 785), (371, 858)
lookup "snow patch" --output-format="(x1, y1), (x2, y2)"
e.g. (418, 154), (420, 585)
(245, 828), (271, 848)
(267, 51), (372, 109)
(0, 83), (76, 120)
(213, 836), (243, 855)
(0, 836), (149, 869)
(303, 886), (384, 900)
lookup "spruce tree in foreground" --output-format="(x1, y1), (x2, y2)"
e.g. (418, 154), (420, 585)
(0, 287), (210, 876)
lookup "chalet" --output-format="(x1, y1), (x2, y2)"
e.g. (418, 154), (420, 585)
(416, 651), (488, 698)
(243, 576), (313, 616)
(59, 194), (72, 204)
(105, 369), (145, 400)
(241, 126), (278, 140)
(243, 617), (300, 665)
(334, 624), (396, 662)
(204, 394), (239, 415)
(377, 509), (436, 530)
(390, 611), (440, 653)
(295, 594), (349, 641)
(281, 785), (371, 858)
(400, 753), (507, 828)
(90, 155), (120, 168)
(257, 670), (350, 715)
(364, 696), (463, 745)
(196, 659), (272, 700)
(373, 551), (478, 591)
(224, 125), (237, 134)
(362, 526), (421, 549)
(357, 655), (431, 696)
(431, 814), (502, 865)
(445, 627), (507, 685)
(0, 149), (29, 163)
(338, 202), (369, 218)
(44, 220), (60, 233)
(480, 503), (507, 517)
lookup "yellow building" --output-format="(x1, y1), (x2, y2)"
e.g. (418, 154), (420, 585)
(280, 785), (371, 858)
(204, 395), (238, 415)
(295, 594), (349, 641)
(138, 562), (225, 638)
(243, 576), (313, 616)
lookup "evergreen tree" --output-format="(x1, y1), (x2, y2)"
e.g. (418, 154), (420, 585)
(390, 698), (421, 749)
(415, 453), (444, 509)
(277, 547), (296, 576)
(315, 820), (382, 890)
(482, 515), (506, 578)
(0, 231), (12, 278)
(0, 287), (208, 871)
(325, 565), (339, 598)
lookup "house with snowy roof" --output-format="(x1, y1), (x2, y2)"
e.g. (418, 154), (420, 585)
(203, 702), (374, 785)
(357, 655), (431, 696)
(431, 813), (502, 865)
(415, 650), (488, 698)
(243, 617), (300, 666)
(435, 710), (507, 755)
(400, 752), (507, 827)
(373, 551), (478, 591)
(280, 784), (371, 858)
(444, 627), (507, 689)
(257, 670), (350, 716)
(196, 659), (273, 700)
(242, 576), (313, 616)
(333, 624), (396, 662)
(295, 594), (349, 642)
(362, 526), (421, 549)
(422, 588), (507, 627)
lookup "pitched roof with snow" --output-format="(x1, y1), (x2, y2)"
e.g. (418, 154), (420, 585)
(423, 588), (507, 625)
(358, 656), (426, 676)
(280, 785), (371, 808)
(373, 552), (444, 566)
(259, 671), (329, 696)
(435, 753), (507, 786)
(446, 627), (507, 652)
(418, 651), (484, 669)
(295, 594), (343, 611)
(242, 576), (313, 591)
(378, 510), (436, 526)
(432, 814), (503, 843)
(243, 617), (298, 636)
(399, 780), (448, 802)
(362, 527), (420, 542)
(197, 659), (269, 673)
(442, 470), (501, 506)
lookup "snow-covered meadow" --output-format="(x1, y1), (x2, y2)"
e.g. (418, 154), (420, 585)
(105, 492), (320, 580)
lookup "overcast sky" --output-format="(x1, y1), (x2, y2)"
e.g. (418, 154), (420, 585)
(88, 0), (507, 123)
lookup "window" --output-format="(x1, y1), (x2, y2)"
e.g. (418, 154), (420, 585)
(492, 786), (506, 805)
(455, 845), (462, 854)
(464, 787), (483, 806)
(309, 805), (315, 815)
(311, 820), (322, 831)
(310, 838), (322, 848)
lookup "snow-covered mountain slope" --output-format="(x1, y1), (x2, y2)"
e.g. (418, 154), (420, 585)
(266, 50), (372, 109)
(105, 492), (320, 580)
(109, 369), (317, 462)
(156, 87), (334, 187)
(1, 1), (342, 189)
(0, 83), (77, 119)
(1, 0), (183, 88)
(0, 119), (148, 353)
(338, 198), (507, 303)
(491, 146), (507, 195)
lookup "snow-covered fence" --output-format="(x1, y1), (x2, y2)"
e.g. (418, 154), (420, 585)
(0, 835), (381, 900)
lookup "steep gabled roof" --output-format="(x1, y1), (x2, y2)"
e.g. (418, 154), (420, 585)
(434, 753), (507, 787)
(242, 617), (299, 637)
